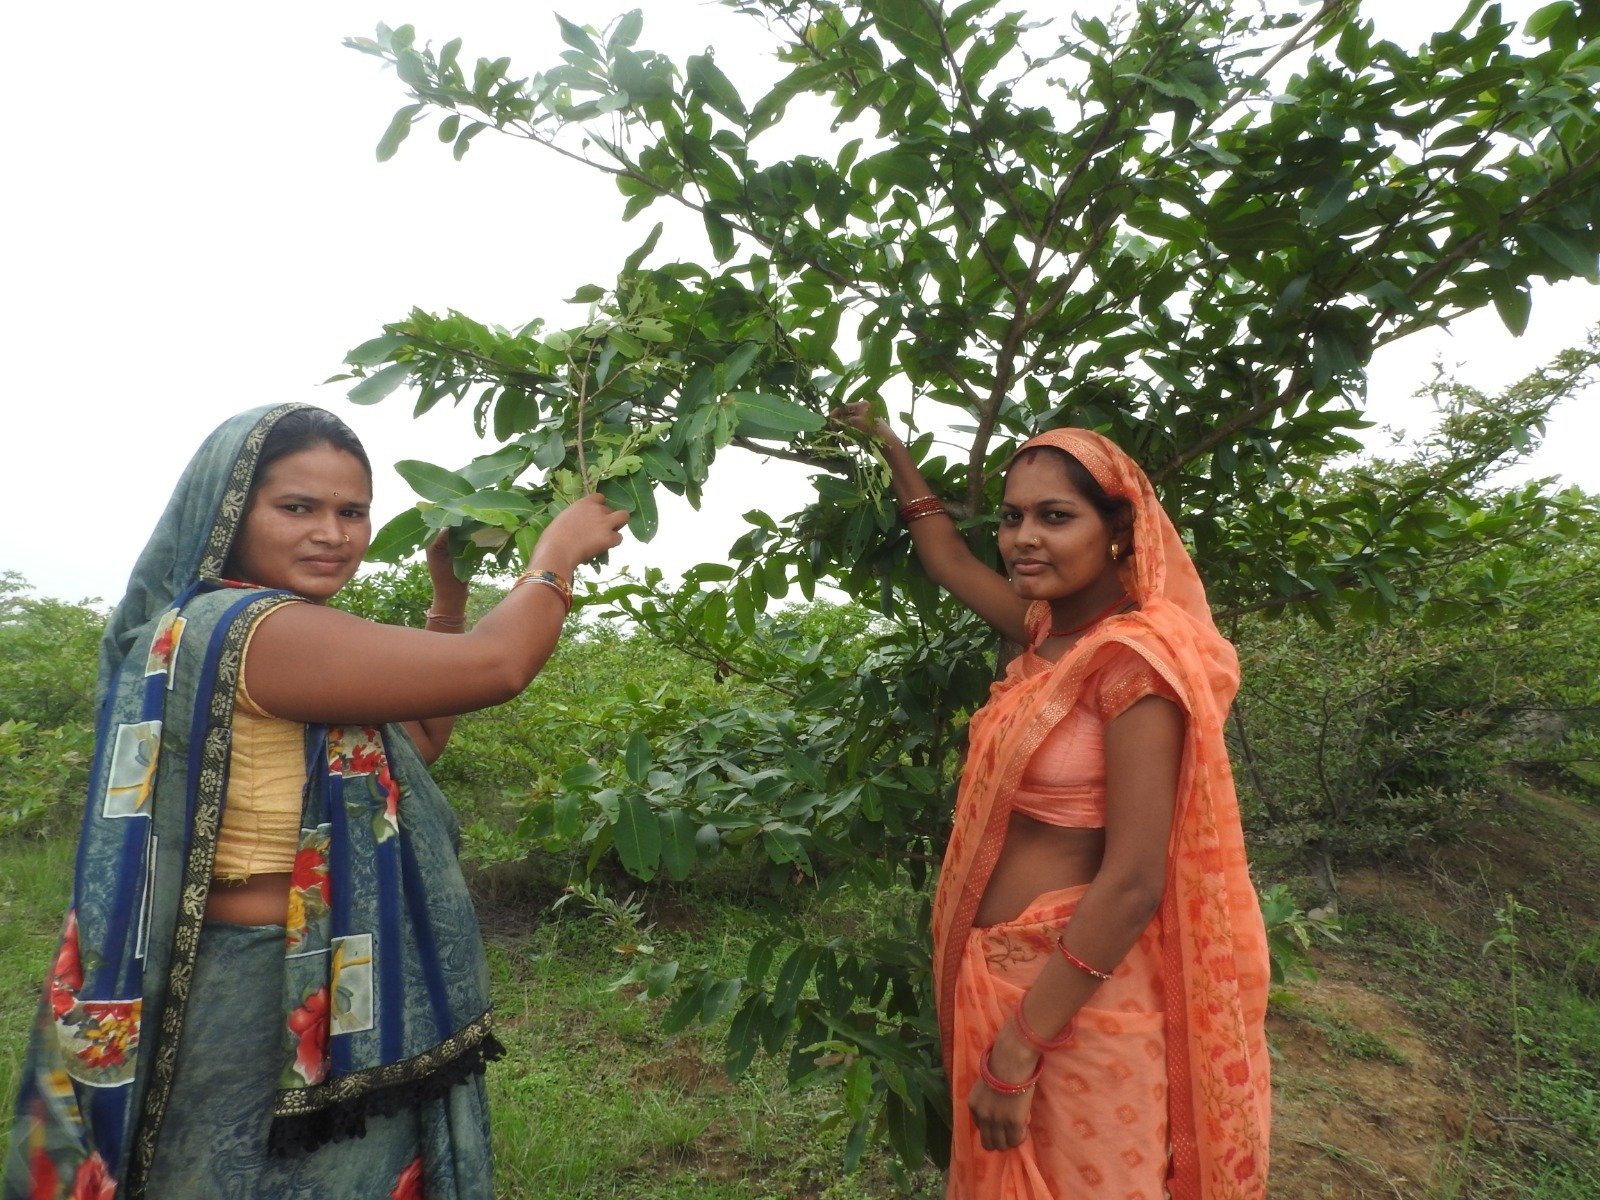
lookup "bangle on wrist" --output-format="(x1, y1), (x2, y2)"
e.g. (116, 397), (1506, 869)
(516, 567), (572, 614)
(1055, 937), (1114, 982)
(978, 1046), (1043, 1095)
(1012, 1000), (1074, 1053)
(424, 611), (467, 629)
(897, 495), (947, 525)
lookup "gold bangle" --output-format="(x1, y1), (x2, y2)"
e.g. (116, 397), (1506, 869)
(516, 567), (572, 614)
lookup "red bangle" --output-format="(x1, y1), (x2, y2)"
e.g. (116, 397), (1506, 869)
(1012, 1002), (1073, 1053)
(1056, 937), (1113, 982)
(897, 496), (948, 524)
(978, 1047), (1043, 1095)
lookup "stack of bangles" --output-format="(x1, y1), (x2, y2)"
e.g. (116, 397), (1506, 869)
(977, 941), (1112, 1096)
(897, 494), (947, 524)
(515, 566), (573, 615)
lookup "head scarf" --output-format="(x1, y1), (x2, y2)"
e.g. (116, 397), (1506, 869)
(929, 428), (1271, 1198)
(8, 405), (500, 1200)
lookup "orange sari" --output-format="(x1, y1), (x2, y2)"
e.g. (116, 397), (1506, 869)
(931, 429), (1271, 1199)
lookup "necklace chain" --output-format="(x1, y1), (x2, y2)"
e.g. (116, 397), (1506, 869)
(1047, 592), (1131, 639)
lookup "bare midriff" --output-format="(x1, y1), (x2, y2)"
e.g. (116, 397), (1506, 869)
(205, 872), (292, 925)
(973, 813), (1105, 927)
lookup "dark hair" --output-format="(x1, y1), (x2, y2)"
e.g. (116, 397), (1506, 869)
(253, 407), (372, 490)
(1009, 445), (1133, 533)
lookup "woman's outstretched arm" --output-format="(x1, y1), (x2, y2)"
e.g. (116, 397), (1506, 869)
(244, 493), (631, 726)
(834, 403), (1030, 643)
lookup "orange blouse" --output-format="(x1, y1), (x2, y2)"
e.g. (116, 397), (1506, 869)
(1010, 651), (1177, 828)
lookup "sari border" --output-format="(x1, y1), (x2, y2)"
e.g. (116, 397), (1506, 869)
(269, 1008), (501, 1120)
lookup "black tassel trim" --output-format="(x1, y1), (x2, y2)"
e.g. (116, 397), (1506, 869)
(266, 1032), (505, 1157)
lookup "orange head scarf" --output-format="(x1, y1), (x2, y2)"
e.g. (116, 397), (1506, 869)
(929, 428), (1271, 1198)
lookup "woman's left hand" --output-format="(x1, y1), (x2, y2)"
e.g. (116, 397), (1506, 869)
(967, 1035), (1039, 1151)
(424, 531), (470, 614)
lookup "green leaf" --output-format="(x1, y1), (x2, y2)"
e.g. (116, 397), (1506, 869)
(366, 506), (429, 563)
(703, 211), (736, 262)
(395, 460), (474, 502)
(376, 103), (423, 162)
(658, 808), (698, 880)
(1524, 0), (1573, 40)
(348, 362), (410, 405)
(608, 9), (643, 52)
(725, 994), (764, 1076)
(622, 222), (664, 275)
(555, 14), (601, 59)
(661, 975), (707, 1034)
(598, 472), (659, 542)
(875, 0), (945, 74)
(732, 577), (757, 635)
(453, 121), (487, 161)
(643, 959), (679, 999)
(732, 392), (826, 439)
(687, 54), (747, 122)
(1522, 223), (1598, 280)
(624, 730), (651, 783)
(453, 488), (536, 523)
(459, 444), (531, 489)
(771, 945), (816, 1013)
(560, 762), (603, 789)
(345, 333), (410, 367)
(1491, 285), (1531, 337)
(722, 342), (762, 389)
(613, 792), (661, 879)
(553, 791), (583, 841)
(701, 977), (743, 1025)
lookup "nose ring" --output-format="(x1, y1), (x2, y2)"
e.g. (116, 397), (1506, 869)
(343, 533), (350, 544)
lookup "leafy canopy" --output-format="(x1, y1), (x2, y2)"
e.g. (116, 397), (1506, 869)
(343, 0), (1600, 1170)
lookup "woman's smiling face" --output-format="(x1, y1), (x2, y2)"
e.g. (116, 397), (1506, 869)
(227, 444), (372, 601)
(997, 452), (1123, 604)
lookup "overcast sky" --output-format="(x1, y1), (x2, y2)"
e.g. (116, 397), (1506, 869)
(4, 0), (1594, 605)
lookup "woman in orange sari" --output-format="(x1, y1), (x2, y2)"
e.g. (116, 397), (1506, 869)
(839, 409), (1270, 1199)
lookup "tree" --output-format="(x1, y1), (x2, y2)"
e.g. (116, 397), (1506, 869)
(342, 0), (1600, 1168)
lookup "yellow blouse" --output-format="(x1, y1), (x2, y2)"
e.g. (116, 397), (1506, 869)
(213, 654), (304, 882)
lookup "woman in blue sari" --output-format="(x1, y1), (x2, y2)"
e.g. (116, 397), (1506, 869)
(5, 404), (628, 1200)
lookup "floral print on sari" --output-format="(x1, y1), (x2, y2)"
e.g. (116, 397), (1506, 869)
(285, 985), (331, 1087)
(285, 825), (333, 954)
(142, 609), (186, 684)
(331, 726), (402, 842)
(390, 1155), (425, 1200)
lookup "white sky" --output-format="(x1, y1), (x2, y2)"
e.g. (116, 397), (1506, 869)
(3, 0), (1594, 604)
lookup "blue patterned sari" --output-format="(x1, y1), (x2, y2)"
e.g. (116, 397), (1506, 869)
(5, 405), (500, 1200)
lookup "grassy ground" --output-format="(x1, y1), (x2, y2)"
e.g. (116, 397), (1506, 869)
(4, 781), (1599, 1198)
(0, 834), (935, 1199)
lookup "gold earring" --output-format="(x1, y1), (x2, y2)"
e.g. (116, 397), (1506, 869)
(1110, 542), (1121, 561)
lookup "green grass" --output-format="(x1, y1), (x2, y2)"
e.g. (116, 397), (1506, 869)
(0, 833), (74, 1113)
(0, 834), (935, 1199)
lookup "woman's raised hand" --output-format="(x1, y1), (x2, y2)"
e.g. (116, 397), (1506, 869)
(530, 492), (631, 574)
(830, 401), (897, 445)
(423, 530), (470, 615)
